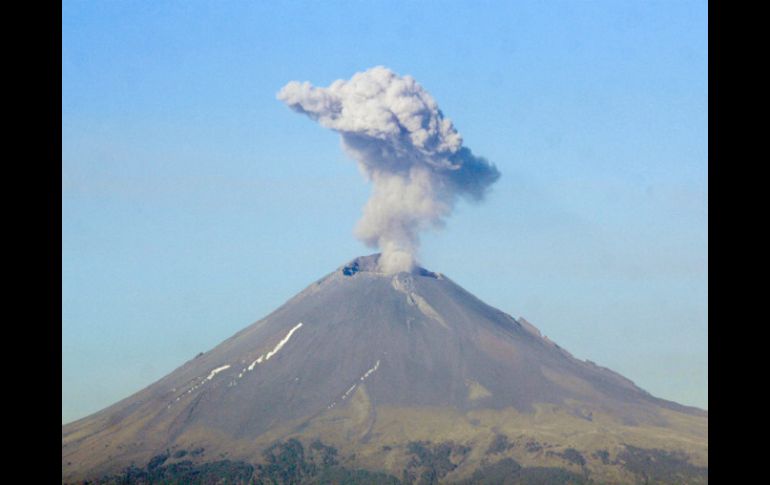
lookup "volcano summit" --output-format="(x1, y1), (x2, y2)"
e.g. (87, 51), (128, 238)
(62, 255), (707, 484)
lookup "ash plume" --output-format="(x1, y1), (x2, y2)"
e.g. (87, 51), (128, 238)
(278, 66), (500, 273)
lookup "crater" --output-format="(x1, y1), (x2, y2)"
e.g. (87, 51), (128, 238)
(340, 253), (440, 278)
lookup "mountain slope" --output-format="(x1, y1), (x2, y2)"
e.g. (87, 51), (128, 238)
(62, 254), (707, 484)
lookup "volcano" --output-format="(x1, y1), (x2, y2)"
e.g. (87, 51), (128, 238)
(62, 254), (707, 484)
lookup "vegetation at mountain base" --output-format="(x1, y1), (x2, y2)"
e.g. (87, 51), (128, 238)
(591, 450), (610, 465)
(79, 459), (255, 484)
(65, 439), (708, 485)
(252, 438), (391, 484)
(401, 441), (471, 484)
(456, 457), (590, 485)
(616, 445), (708, 485)
(546, 448), (586, 467)
(485, 434), (515, 455)
(524, 441), (543, 453)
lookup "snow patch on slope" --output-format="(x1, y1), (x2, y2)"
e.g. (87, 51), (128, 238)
(342, 383), (357, 400)
(335, 359), (381, 407)
(205, 365), (231, 381)
(361, 359), (380, 381)
(167, 363), (234, 408)
(266, 322), (304, 361)
(245, 322), (304, 373)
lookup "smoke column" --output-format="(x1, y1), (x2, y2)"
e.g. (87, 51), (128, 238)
(278, 66), (500, 273)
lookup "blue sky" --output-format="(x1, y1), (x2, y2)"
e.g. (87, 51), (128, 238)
(62, 0), (707, 424)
